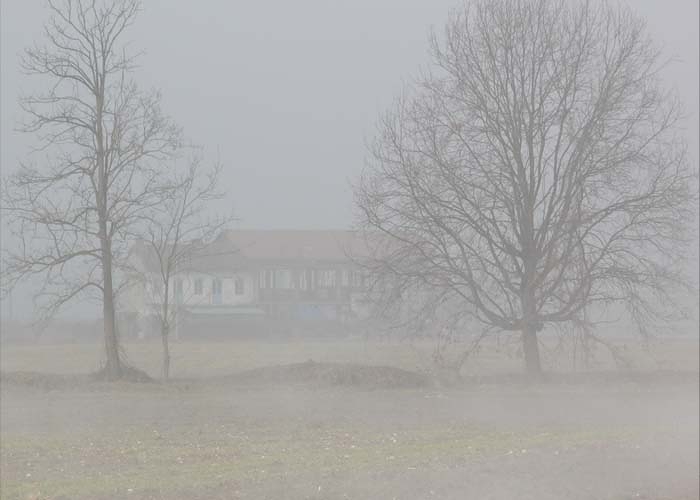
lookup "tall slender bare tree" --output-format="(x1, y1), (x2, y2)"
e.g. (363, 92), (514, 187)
(134, 154), (233, 380)
(356, 0), (696, 375)
(2, 0), (181, 379)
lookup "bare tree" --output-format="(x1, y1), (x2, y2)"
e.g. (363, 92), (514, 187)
(2, 0), (181, 379)
(134, 154), (233, 380)
(356, 0), (696, 376)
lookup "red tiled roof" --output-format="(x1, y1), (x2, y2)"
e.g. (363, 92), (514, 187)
(134, 230), (373, 273)
(217, 229), (370, 262)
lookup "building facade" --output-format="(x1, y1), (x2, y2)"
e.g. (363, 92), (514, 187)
(122, 230), (372, 337)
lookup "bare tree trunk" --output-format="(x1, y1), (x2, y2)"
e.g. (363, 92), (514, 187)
(521, 325), (542, 377)
(161, 288), (171, 380)
(520, 235), (543, 376)
(96, 83), (121, 380)
(101, 235), (122, 380)
(161, 322), (170, 380)
(521, 283), (542, 377)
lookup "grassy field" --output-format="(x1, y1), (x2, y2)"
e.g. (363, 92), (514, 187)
(0, 414), (662, 500)
(1, 336), (698, 500)
(1, 335), (698, 379)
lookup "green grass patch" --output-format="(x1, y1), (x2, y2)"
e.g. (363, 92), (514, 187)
(1, 422), (643, 500)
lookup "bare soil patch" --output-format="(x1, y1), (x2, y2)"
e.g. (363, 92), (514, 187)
(3, 363), (696, 393)
(216, 360), (431, 389)
(0, 361), (431, 392)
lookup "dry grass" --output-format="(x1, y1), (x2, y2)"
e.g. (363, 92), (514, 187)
(0, 419), (646, 500)
(1, 335), (697, 500)
(1, 335), (697, 379)
(1, 339), (425, 378)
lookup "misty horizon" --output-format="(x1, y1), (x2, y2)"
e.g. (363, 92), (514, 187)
(0, 2), (698, 500)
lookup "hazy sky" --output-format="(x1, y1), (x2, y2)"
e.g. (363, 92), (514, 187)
(0, 1), (698, 319)
(2, 0), (698, 230)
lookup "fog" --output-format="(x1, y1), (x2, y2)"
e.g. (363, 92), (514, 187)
(1, 1), (699, 499)
(2, 0), (698, 319)
(2, 0), (698, 229)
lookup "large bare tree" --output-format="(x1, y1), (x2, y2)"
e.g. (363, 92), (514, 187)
(356, 0), (696, 375)
(135, 154), (233, 380)
(2, 0), (181, 379)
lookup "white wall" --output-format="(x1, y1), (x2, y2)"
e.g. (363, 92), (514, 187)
(120, 271), (258, 315)
(172, 272), (256, 308)
(221, 274), (256, 305)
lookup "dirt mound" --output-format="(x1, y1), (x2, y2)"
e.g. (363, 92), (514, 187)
(224, 360), (430, 389)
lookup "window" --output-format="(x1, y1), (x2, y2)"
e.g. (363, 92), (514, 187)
(194, 278), (203, 295)
(235, 277), (245, 295)
(274, 269), (293, 289)
(175, 278), (184, 304)
(258, 270), (275, 289)
(319, 270), (336, 288)
(341, 269), (350, 288)
(212, 278), (223, 304)
(352, 271), (364, 288)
